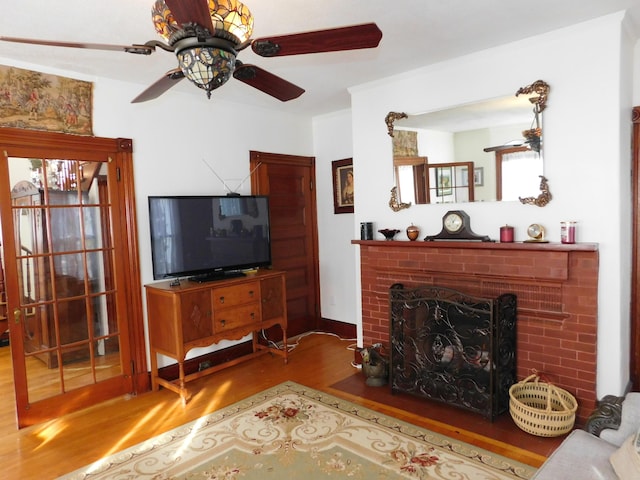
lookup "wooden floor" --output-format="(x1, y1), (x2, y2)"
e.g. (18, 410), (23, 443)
(0, 332), (562, 479)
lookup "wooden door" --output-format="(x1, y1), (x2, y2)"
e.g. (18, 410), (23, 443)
(0, 128), (146, 428)
(250, 151), (319, 337)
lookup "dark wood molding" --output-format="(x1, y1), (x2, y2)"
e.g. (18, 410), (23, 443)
(157, 341), (255, 381)
(352, 239), (597, 252)
(318, 318), (357, 339)
(631, 106), (640, 389)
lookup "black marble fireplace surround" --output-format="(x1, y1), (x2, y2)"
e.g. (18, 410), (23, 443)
(389, 284), (517, 420)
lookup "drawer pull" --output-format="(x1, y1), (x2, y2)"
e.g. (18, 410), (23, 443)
(219, 296), (225, 304)
(250, 312), (255, 320)
(249, 290), (254, 297)
(220, 319), (226, 327)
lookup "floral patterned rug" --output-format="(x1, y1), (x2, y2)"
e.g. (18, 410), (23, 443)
(58, 381), (536, 479)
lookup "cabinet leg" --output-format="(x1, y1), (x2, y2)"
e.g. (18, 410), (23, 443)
(178, 360), (190, 403)
(150, 350), (159, 391)
(281, 326), (289, 364)
(180, 389), (192, 406)
(252, 331), (258, 353)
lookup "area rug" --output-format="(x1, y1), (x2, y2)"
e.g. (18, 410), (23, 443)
(59, 381), (537, 479)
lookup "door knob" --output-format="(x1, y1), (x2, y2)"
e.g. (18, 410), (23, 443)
(13, 308), (21, 324)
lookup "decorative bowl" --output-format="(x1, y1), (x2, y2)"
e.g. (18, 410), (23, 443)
(378, 228), (400, 241)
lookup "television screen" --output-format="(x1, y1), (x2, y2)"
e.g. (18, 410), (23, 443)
(148, 195), (272, 281)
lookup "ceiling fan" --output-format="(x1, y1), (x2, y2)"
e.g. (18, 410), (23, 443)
(483, 80), (549, 153)
(0, 0), (383, 104)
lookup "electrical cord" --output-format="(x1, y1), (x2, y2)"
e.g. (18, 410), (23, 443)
(259, 330), (361, 369)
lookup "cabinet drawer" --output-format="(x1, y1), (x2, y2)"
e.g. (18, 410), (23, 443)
(212, 282), (259, 308)
(214, 304), (260, 332)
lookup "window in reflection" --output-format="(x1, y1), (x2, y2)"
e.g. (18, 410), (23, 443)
(496, 147), (543, 201)
(427, 162), (474, 203)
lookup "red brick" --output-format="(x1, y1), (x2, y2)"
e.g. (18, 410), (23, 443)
(357, 242), (598, 425)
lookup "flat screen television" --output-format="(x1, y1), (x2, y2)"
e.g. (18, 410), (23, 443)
(148, 195), (272, 282)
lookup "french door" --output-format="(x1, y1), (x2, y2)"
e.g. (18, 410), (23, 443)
(0, 128), (146, 428)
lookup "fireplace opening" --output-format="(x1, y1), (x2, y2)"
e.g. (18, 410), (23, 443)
(389, 284), (517, 420)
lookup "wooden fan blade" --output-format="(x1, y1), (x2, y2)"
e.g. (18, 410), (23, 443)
(0, 36), (159, 55)
(233, 64), (304, 102)
(131, 68), (185, 103)
(164, 0), (214, 32)
(251, 23), (382, 57)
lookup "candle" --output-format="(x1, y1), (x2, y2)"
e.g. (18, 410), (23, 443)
(561, 221), (576, 244)
(500, 225), (514, 243)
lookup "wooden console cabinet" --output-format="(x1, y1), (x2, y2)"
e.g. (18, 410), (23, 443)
(145, 269), (288, 403)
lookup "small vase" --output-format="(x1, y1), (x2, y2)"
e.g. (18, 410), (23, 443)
(406, 224), (420, 241)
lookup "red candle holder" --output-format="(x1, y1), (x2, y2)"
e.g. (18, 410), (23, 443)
(500, 225), (514, 243)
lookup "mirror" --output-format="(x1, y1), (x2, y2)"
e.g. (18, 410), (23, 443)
(386, 80), (550, 209)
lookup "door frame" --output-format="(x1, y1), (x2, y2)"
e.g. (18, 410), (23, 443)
(0, 127), (148, 427)
(632, 107), (640, 389)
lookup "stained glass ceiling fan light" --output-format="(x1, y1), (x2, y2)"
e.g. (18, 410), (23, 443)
(151, 0), (254, 98)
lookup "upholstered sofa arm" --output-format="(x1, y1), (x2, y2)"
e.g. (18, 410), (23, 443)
(585, 394), (625, 436)
(532, 393), (634, 479)
(598, 392), (640, 448)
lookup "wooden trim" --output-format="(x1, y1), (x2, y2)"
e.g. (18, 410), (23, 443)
(318, 318), (357, 339)
(113, 146), (148, 392)
(631, 106), (640, 389)
(157, 341), (255, 380)
(352, 239), (598, 252)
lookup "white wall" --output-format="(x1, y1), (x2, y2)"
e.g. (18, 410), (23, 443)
(312, 110), (357, 329)
(336, 11), (636, 398)
(93, 83), (314, 364)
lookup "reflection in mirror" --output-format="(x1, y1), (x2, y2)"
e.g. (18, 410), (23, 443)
(387, 79), (550, 208)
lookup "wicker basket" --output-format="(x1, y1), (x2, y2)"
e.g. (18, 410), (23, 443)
(508, 374), (578, 437)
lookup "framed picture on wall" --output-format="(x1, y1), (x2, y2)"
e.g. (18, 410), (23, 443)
(332, 158), (354, 214)
(436, 166), (453, 197)
(474, 167), (484, 186)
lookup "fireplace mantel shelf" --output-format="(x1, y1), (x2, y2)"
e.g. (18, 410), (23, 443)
(352, 240), (598, 252)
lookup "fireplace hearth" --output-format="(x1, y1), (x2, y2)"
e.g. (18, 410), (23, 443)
(389, 284), (517, 420)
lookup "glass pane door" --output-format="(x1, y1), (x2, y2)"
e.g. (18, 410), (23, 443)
(8, 156), (122, 403)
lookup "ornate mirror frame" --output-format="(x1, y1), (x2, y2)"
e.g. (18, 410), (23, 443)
(386, 79), (551, 209)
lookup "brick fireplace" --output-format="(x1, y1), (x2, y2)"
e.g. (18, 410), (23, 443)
(353, 239), (599, 425)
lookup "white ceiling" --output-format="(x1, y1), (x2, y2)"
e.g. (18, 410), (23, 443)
(0, 0), (638, 116)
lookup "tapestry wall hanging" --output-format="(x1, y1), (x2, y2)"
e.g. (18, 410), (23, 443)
(392, 130), (418, 156)
(0, 65), (93, 135)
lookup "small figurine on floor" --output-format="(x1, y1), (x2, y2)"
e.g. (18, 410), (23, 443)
(358, 345), (389, 387)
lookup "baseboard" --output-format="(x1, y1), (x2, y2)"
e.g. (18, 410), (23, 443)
(157, 341), (255, 381)
(317, 318), (357, 339)
(156, 319), (357, 381)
